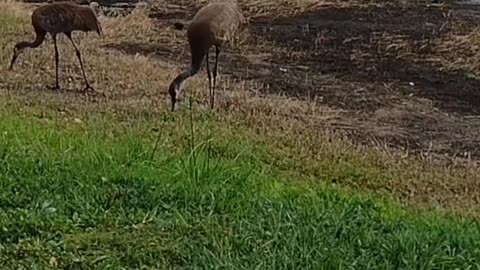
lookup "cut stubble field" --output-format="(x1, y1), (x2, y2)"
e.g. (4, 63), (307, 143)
(1, 0), (480, 268)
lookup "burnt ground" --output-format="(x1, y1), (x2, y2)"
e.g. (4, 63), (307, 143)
(229, 2), (480, 160)
(24, 0), (480, 161)
(104, 0), (480, 161)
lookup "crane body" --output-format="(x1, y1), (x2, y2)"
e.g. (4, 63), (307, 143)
(168, 0), (245, 111)
(9, 2), (103, 92)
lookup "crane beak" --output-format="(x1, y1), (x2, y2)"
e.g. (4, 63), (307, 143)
(171, 97), (176, 112)
(9, 52), (17, 70)
(169, 79), (185, 112)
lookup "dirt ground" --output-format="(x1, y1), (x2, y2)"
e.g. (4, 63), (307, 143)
(20, 0), (480, 162)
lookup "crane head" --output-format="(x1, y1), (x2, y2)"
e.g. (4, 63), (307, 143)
(9, 43), (24, 70)
(168, 79), (185, 112)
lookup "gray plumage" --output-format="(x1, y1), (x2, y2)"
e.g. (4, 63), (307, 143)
(168, 0), (245, 111)
(9, 1), (103, 92)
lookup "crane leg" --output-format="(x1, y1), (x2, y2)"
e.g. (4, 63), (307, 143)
(205, 50), (213, 109)
(212, 46), (220, 109)
(52, 34), (60, 91)
(65, 33), (92, 93)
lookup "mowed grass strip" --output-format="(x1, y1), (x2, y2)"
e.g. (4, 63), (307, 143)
(0, 108), (479, 269)
(2, 0), (480, 215)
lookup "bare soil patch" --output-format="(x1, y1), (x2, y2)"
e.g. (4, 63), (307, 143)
(104, 0), (480, 161)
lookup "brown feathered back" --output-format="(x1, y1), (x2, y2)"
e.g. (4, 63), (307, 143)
(76, 5), (103, 36)
(187, 0), (245, 51)
(32, 2), (102, 36)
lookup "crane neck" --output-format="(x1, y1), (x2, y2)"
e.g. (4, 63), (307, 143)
(16, 32), (45, 50)
(173, 62), (202, 89)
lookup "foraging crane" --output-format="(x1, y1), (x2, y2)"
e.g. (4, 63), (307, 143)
(168, 0), (245, 111)
(9, 2), (103, 93)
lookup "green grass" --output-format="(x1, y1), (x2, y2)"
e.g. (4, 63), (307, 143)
(0, 106), (480, 269)
(3, 0), (480, 214)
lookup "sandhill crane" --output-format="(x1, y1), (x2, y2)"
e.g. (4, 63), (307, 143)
(9, 1), (103, 93)
(168, 0), (245, 111)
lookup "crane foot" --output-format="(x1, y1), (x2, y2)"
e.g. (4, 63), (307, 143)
(46, 84), (61, 93)
(83, 84), (106, 99)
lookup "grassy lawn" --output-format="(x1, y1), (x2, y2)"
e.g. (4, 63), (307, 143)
(0, 106), (479, 269)
(1, 0), (480, 268)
